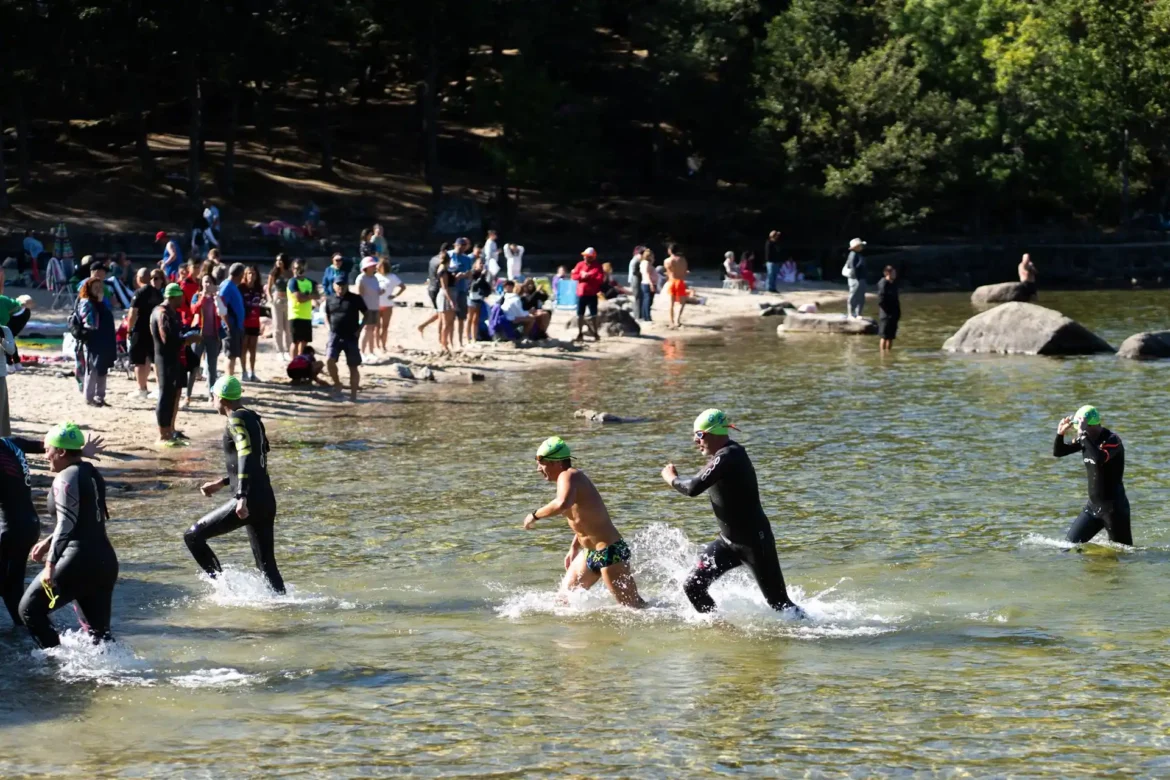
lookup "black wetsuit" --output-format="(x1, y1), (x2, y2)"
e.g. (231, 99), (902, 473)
(1054, 429), (1131, 545)
(151, 305), (183, 429)
(184, 408), (285, 593)
(18, 461), (118, 647)
(0, 437), (44, 625)
(671, 441), (797, 613)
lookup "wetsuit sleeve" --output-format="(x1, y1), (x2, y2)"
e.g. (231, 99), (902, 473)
(8, 436), (44, 454)
(1053, 435), (1081, 457)
(228, 414), (255, 498)
(48, 469), (81, 565)
(671, 453), (728, 497)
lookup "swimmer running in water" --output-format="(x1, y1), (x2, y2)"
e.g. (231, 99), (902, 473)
(19, 423), (119, 648)
(523, 437), (646, 608)
(184, 376), (286, 593)
(661, 409), (802, 616)
(1054, 405), (1130, 546)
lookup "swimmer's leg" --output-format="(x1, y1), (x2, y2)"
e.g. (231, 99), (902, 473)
(558, 551), (600, 599)
(741, 543), (800, 615)
(18, 570), (64, 648)
(184, 499), (248, 578)
(683, 538), (741, 614)
(1065, 508), (1105, 545)
(73, 557), (118, 645)
(600, 562), (647, 609)
(1104, 498), (1133, 546)
(244, 505), (285, 595)
(0, 524), (36, 626)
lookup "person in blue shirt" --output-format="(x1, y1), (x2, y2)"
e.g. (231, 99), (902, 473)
(217, 263), (246, 377)
(156, 231), (183, 280)
(447, 237), (472, 347)
(320, 253), (347, 299)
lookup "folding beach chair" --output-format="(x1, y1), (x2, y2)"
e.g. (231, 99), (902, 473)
(47, 258), (73, 310)
(554, 278), (578, 312)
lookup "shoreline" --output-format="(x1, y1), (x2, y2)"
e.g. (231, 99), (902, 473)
(9, 273), (849, 493)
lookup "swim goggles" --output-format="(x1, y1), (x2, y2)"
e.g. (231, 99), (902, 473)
(693, 430), (706, 442)
(41, 578), (58, 609)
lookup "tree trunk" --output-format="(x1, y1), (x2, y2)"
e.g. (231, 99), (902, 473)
(223, 80), (240, 196)
(14, 92), (30, 188)
(188, 59), (202, 203)
(423, 33), (442, 205)
(0, 106), (8, 211)
(318, 78), (333, 176)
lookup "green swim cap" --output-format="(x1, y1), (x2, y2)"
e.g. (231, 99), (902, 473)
(536, 436), (571, 461)
(212, 375), (243, 401)
(164, 282), (184, 298)
(45, 422), (85, 451)
(1074, 405), (1101, 426)
(693, 408), (735, 435)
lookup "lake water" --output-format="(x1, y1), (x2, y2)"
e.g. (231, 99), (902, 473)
(2, 291), (1169, 777)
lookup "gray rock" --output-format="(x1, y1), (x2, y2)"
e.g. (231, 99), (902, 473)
(574, 408), (647, 424)
(942, 302), (1115, 355)
(759, 302), (794, 317)
(416, 367), (436, 381)
(565, 305), (641, 337)
(778, 313), (877, 335)
(1118, 330), (1170, 360)
(971, 281), (1035, 305)
(393, 364), (415, 380)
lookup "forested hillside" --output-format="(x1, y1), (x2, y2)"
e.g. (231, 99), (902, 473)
(1, 0), (1168, 240)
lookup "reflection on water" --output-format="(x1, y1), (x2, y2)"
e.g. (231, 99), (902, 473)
(2, 290), (1170, 776)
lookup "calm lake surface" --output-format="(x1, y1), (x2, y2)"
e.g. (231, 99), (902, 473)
(2, 290), (1169, 777)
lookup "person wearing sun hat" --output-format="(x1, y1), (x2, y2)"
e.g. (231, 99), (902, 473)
(661, 409), (803, 616)
(844, 237), (867, 318)
(1054, 405), (1130, 545)
(19, 422), (119, 648)
(183, 375), (286, 594)
(523, 436), (646, 608)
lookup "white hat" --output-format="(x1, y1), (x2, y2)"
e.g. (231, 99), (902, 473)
(849, 238), (866, 249)
(724, 251), (735, 259)
(360, 256), (377, 270)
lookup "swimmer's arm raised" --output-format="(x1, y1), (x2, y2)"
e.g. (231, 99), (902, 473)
(1053, 435), (1081, 457)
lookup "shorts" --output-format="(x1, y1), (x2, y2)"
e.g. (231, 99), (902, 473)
(438, 294), (453, 313)
(326, 332), (361, 366)
(291, 319), (313, 344)
(585, 538), (632, 573)
(454, 292), (468, 321)
(576, 295), (599, 318)
(224, 328), (243, 359)
(244, 325), (261, 337)
(129, 333), (153, 366)
(666, 279), (688, 302)
(363, 310), (379, 327)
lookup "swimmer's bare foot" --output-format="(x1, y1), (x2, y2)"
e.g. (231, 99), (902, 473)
(416, 324), (426, 336)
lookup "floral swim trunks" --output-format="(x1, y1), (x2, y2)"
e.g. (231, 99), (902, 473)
(585, 539), (632, 573)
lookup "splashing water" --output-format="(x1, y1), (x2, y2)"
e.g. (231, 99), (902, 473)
(1021, 532), (1137, 553)
(197, 567), (341, 609)
(496, 523), (906, 639)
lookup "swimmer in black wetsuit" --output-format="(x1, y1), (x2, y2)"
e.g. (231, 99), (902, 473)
(0, 432), (104, 627)
(184, 375), (285, 593)
(661, 408), (801, 616)
(19, 423), (118, 648)
(1054, 405), (1130, 546)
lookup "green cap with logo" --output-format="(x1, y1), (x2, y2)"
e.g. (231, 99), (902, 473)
(1073, 405), (1100, 427)
(693, 408), (738, 435)
(536, 436), (571, 461)
(212, 375), (243, 401)
(164, 282), (184, 298)
(45, 421), (85, 451)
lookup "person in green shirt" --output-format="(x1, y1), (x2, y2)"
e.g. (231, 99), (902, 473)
(0, 294), (33, 368)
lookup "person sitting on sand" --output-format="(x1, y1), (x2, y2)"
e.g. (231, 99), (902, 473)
(287, 345), (329, 386)
(778, 258), (803, 284)
(722, 251), (740, 280)
(524, 437), (645, 608)
(739, 250), (758, 292)
(519, 279), (551, 338)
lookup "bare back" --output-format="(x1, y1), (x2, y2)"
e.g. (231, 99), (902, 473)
(664, 254), (687, 282)
(559, 468), (622, 550)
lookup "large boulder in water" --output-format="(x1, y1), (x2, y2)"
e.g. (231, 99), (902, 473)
(971, 281), (1035, 305)
(943, 302), (1114, 355)
(565, 304), (641, 337)
(777, 312), (877, 335)
(1118, 330), (1170, 360)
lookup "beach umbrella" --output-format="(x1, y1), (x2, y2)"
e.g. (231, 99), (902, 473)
(52, 222), (74, 262)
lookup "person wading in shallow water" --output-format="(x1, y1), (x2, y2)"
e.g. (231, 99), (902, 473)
(1054, 405), (1130, 546)
(661, 409), (803, 617)
(184, 376), (286, 594)
(523, 437), (646, 608)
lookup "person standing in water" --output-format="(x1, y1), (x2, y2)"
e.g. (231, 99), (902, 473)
(184, 376), (286, 594)
(661, 409), (802, 616)
(1054, 405), (1130, 546)
(19, 423), (119, 648)
(0, 429), (103, 628)
(876, 265), (900, 351)
(523, 437), (645, 608)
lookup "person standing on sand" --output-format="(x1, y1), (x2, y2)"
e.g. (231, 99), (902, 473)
(127, 268), (164, 399)
(571, 247), (605, 342)
(151, 283), (190, 446)
(661, 409), (803, 617)
(371, 223), (389, 262)
(185, 376), (285, 595)
(356, 257), (382, 360)
(844, 238), (867, 318)
(321, 253), (347, 302)
(877, 265), (900, 352)
(156, 231), (184, 281)
(417, 243), (449, 341)
(324, 277), (366, 402)
(448, 238), (473, 349)
(504, 242), (525, 282)
(1018, 252), (1037, 299)
(77, 278), (116, 407)
(217, 263), (247, 378)
(764, 230), (782, 293)
(483, 230), (501, 279)
(287, 259), (319, 359)
(638, 248), (657, 322)
(523, 437), (646, 608)
(664, 244), (689, 329)
(375, 259), (405, 354)
(186, 274), (222, 406)
(266, 255), (291, 360)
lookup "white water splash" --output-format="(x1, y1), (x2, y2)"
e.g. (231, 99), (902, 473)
(197, 568), (336, 609)
(496, 523), (906, 639)
(1021, 532), (1136, 553)
(171, 667), (264, 689)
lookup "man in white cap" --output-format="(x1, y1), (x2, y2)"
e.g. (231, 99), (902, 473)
(356, 256), (382, 359)
(844, 238), (867, 318)
(570, 247), (605, 342)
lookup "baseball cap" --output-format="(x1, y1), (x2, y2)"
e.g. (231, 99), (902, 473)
(155, 231), (168, 242)
(582, 247), (597, 258)
(360, 256), (377, 270)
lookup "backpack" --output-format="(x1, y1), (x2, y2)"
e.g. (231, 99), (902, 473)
(67, 302), (86, 340)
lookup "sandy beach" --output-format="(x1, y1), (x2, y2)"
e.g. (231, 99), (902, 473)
(8, 272), (848, 487)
